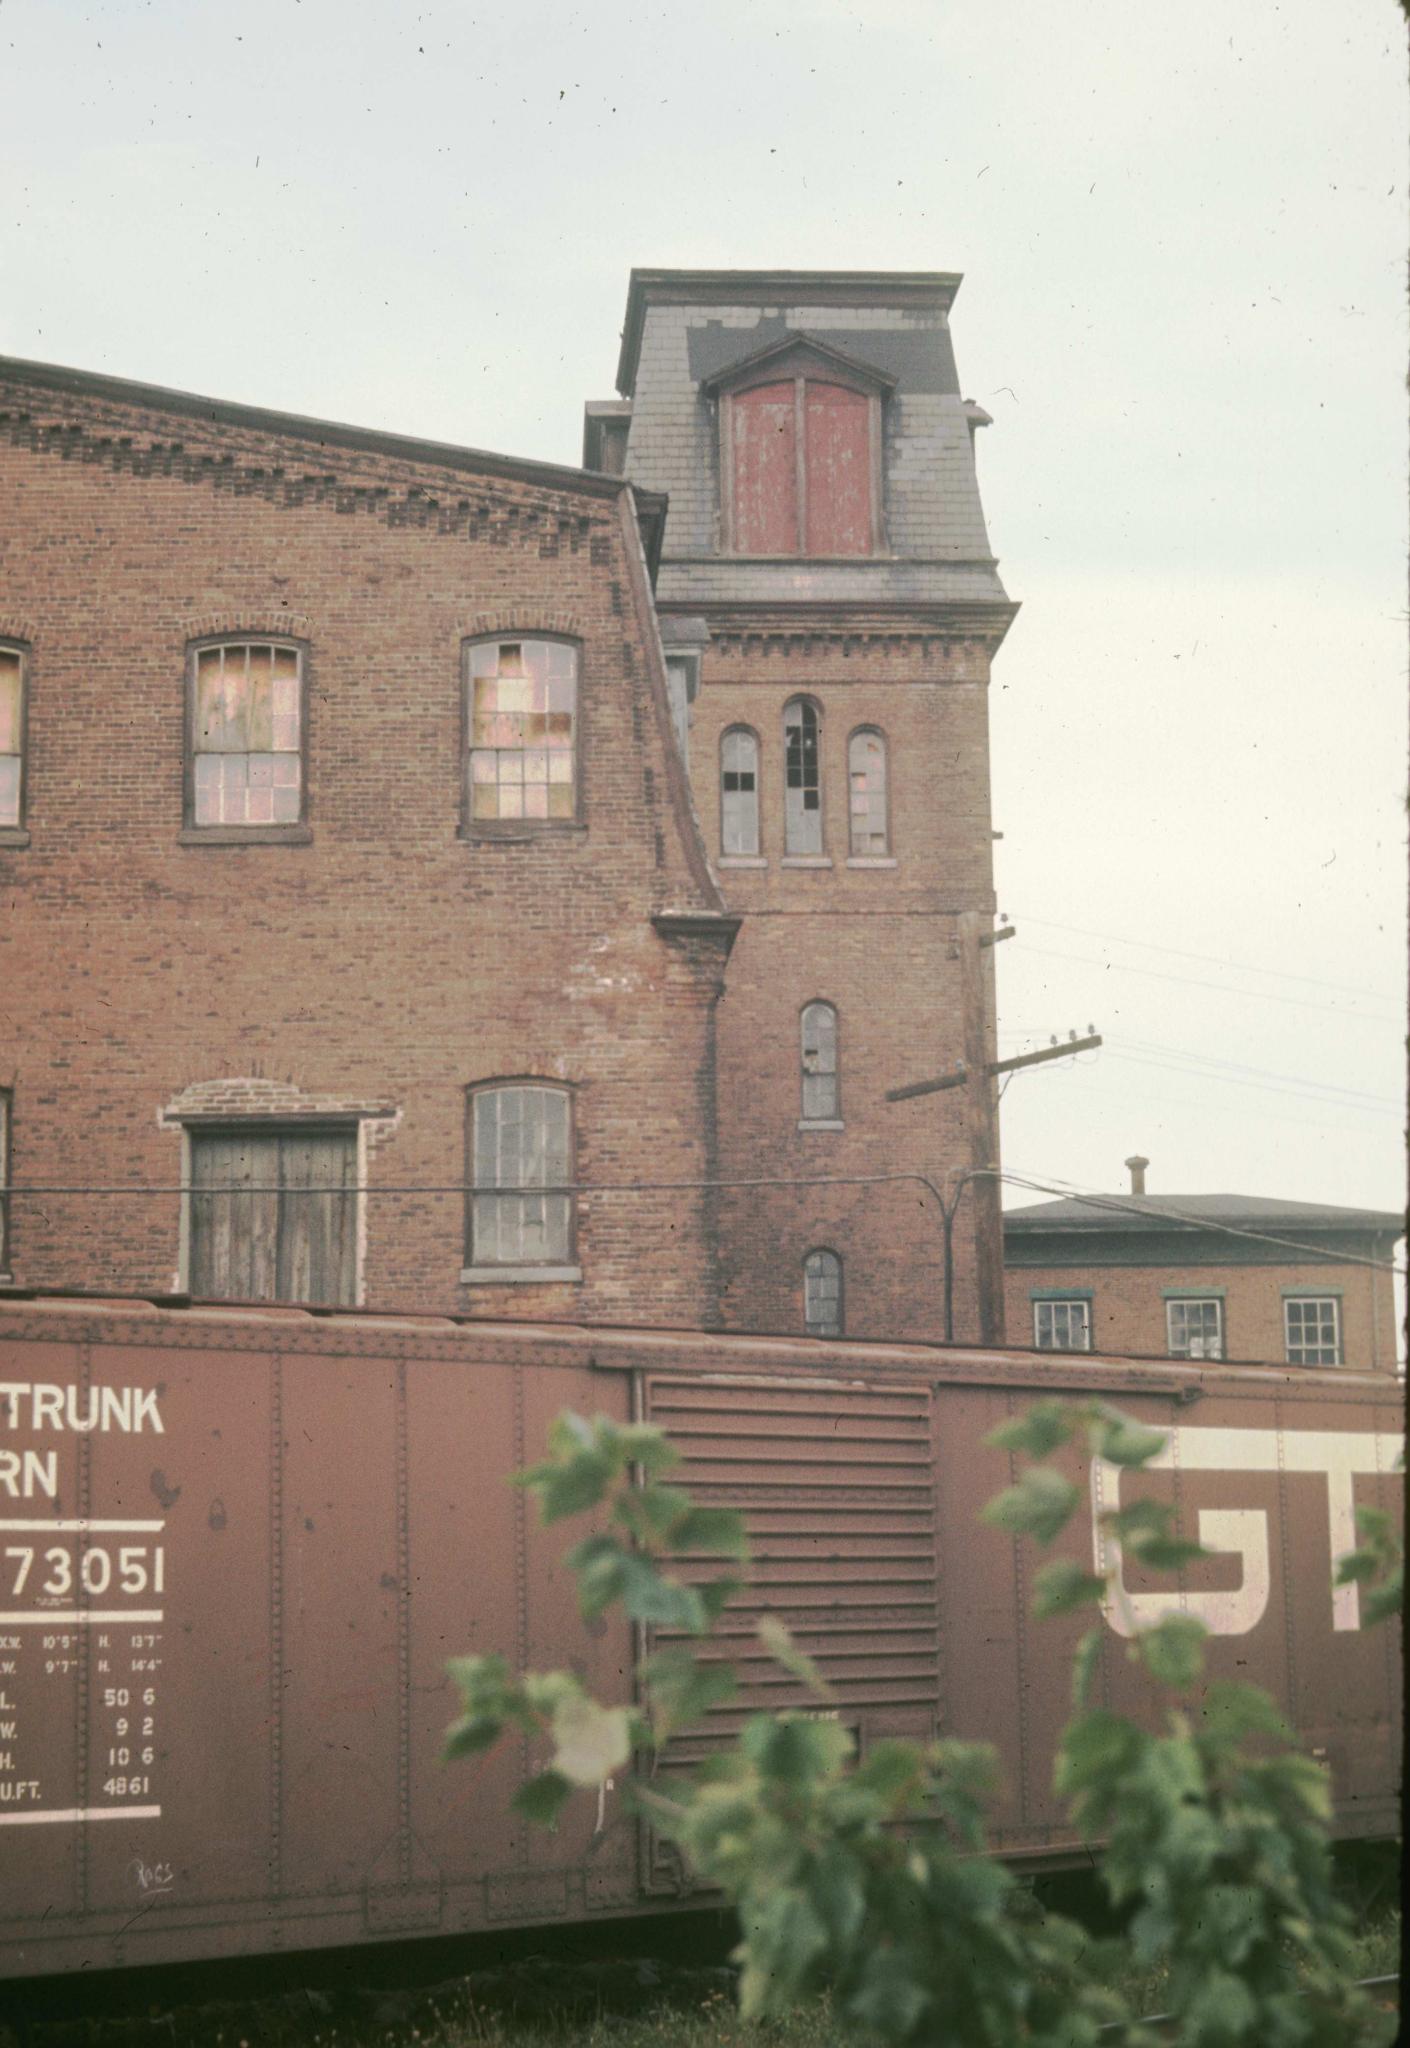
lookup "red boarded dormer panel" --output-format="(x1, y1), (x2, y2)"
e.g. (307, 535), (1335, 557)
(730, 381), (799, 554)
(804, 381), (873, 555)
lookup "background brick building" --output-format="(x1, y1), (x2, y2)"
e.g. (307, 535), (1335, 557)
(1004, 1158), (1402, 1372)
(587, 270), (1016, 1344)
(0, 356), (737, 1326)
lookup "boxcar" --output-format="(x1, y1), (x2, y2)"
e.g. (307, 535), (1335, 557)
(0, 1296), (1400, 1978)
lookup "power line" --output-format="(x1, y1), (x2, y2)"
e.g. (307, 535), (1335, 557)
(8, 1166), (1403, 1274)
(1014, 942), (1400, 1020)
(1011, 915), (1403, 1004)
(1103, 1048), (1398, 1114)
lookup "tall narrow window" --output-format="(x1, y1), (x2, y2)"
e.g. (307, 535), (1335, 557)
(800, 1001), (840, 1122)
(0, 644), (28, 830)
(189, 641), (305, 830)
(784, 699), (822, 855)
(803, 1249), (843, 1337)
(720, 727), (760, 856)
(188, 1125), (357, 1306)
(848, 728), (889, 856)
(467, 1084), (574, 1270)
(466, 638), (578, 826)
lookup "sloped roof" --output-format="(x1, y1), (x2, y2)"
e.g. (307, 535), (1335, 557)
(1004, 1193), (1404, 1237)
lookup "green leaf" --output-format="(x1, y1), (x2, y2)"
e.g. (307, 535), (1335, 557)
(1134, 1614), (1207, 1690)
(1197, 1681), (1291, 1746)
(847, 1956), (932, 2039)
(441, 1711), (505, 1760)
(512, 1768), (574, 1826)
(640, 1647), (738, 1736)
(613, 1481), (695, 1547)
(1033, 1558), (1107, 1617)
(1363, 1568), (1403, 1626)
(1089, 1413), (1168, 1468)
(522, 1445), (616, 1522)
(985, 1399), (1076, 1457)
(697, 1576), (743, 1625)
(850, 1736), (930, 1808)
(1333, 1547), (1380, 1585)
(741, 1711), (851, 1786)
(616, 1550), (710, 1630)
(1127, 1534), (1207, 1570)
(757, 1615), (838, 1702)
(550, 1693), (634, 1787)
(669, 1505), (751, 1560)
(565, 1532), (629, 1618)
(1071, 1625), (1103, 1708)
(982, 1464), (1081, 1545)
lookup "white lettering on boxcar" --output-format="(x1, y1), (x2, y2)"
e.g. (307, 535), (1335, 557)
(1091, 1426), (1404, 1637)
(0, 1385), (164, 1434)
(0, 1452), (58, 1500)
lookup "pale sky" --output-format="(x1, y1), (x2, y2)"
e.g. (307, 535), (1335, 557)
(3, 0), (1405, 1223)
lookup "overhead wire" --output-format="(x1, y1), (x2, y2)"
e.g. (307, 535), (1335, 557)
(1009, 914), (1403, 1004)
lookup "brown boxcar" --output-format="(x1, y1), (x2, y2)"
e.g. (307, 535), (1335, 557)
(0, 1296), (1400, 1978)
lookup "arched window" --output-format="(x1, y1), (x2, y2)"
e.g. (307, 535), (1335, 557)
(466, 1082), (574, 1270)
(465, 638), (578, 828)
(800, 1001), (840, 1122)
(720, 726), (760, 857)
(803, 1249), (844, 1338)
(848, 728), (889, 856)
(0, 643), (27, 832)
(784, 699), (822, 855)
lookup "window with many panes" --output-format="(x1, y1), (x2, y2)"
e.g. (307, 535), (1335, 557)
(188, 640), (305, 830)
(1166, 1297), (1224, 1360)
(465, 638), (578, 827)
(720, 727), (760, 856)
(800, 1001), (840, 1122)
(848, 728), (889, 856)
(804, 1248), (844, 1337)
(188, 1125), (357, 1306)
(466, 1083), (574, 1271)
(1033, 1298), (1092, 1352)
(784, 698), (823, 855)
(0, 645), (27, 832)
(1284, 1296), (1342, 1366)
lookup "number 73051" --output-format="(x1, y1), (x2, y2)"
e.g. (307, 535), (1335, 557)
(4, 1545), (164, 1597)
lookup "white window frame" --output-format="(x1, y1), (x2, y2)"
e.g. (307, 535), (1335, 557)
(463, 1082), (581, 1284)
(1166, 1297), (1224, 1361)
(1032, 1298), (1092, 1352)
(804, 1248), (844, 1337)
(1284, 1295), (1342, 1367)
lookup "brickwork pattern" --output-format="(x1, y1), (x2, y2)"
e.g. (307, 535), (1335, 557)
(1003, 1259), (1398, 1374)
(0, 376), (728, 1325)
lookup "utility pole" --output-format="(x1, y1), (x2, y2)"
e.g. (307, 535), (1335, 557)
(958, 910), (1005, 1346)
(884, 916), (1102, 1348)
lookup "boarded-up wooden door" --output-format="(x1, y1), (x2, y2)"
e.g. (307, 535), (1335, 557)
(803, 382), (872, 555)
(190, 1127), (357, 1306)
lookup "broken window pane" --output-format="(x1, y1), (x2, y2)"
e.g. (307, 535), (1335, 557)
(848, 728), (889, 855)
(804, 1248), (843, 1337)
(800, 1000), (840, 1120)
(469, 1084), (573, 1266)
(191, 642), (303, 826)
(720, 726), (760, 855)
(468, 640), (577, 825)
(784, 699), (822, 854)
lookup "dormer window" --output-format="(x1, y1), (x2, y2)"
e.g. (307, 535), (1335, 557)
(704, 337), (892, 559)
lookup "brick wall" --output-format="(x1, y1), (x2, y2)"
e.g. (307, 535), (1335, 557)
(1003, 1257), (1398, 1373)
(0, 372), (730, 1325)
(688, 628), (1000, 1342)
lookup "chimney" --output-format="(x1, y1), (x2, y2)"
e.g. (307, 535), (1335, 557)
(1125, 1155), (1150, 1196)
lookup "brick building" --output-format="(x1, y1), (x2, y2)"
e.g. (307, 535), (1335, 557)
(1004, 1158), (1402, 1372)
(586, 270), (1016, 1343)
(0, 355), (738, 1326)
